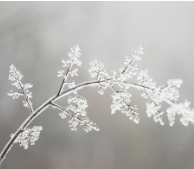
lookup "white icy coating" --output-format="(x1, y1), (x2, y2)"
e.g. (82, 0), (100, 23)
(146, 101), (164, 125)
(88, 44), (144, 123)
(8, 64), (33, 112)
(136, 69), (194, 126)
(57, 45), (82, 96)
(11, 126), (42, 149)
(59, 111), (66, 119)
(51, 96), (99, 132)
(58, 108), (99, 132)
(89, 59), (110, 95)
(87, 44), (194, 126)
(111, 89), (139, 123)
(57, 70), (65, 77)
(67, 94), (88, 116)
(7, 90), (23, 99)
(89, 59), (109, 79)
(66, 94), (99, 132)
(166, 100), (194, 126)
(57, 45), (81, 79)
(68, 113), (99, 132)
(119, 44), (143, 81)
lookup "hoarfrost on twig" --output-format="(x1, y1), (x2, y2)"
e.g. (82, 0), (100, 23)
(11, 126), (42, 149)
(8, 64), (33, 113)
(1, 43), (194, 166)
(51, 102), (99, 132)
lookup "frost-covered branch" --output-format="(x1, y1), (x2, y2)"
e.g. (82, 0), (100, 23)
(123, 79), (194, 126)
(1, 44), (193, 166)
(51, 102), (99, 132)
(0, 78), (102, 165)
(110, 85), (139, 123)
(8, 64), (33, 113)
(57, 45), (81, 96)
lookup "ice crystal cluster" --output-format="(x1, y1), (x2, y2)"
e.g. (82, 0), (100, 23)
(11, 126), (42, 149)
(3, 43), (194, 162)
(54, 94), (99, 132)
(8, 64), (33, 113)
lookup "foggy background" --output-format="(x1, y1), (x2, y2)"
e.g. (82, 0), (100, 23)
(0, 2), (194, 169)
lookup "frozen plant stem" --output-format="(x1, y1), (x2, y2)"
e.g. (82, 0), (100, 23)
(1, 44), (194, 166)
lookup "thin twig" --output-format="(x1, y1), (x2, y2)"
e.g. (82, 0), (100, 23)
(19, 82), (33, 113)
(57, 62), (73, 96)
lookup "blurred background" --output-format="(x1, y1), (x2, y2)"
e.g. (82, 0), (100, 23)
(0, 2), (194, 169)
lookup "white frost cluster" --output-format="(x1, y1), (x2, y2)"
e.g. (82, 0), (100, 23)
(11, 126), (42, 149)
(8, 64), (33, 111)
(87, 45), (144, 123)
(162, 79), (183, 102)
(137, 70), (156, 89)
(58, 45), (81, 78)
(67, 94), (88, 116)
(56, 93), (99, 132)
(119, 44), (144, 81)
(111, 90), (139, 123)
(146, 101), (164, 125)
(67, 94), (99, 132)
(136, 69), (194, 126)
(79, 117), (100, 132)
(89, 59), (110, 95)
(89, 59), (109, 79)
(87, 43), (193, 126)
(68, 113), (99, 132)
(167, 100), (194, 126)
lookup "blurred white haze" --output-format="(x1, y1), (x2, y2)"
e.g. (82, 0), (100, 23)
(0, 2), (194, 169)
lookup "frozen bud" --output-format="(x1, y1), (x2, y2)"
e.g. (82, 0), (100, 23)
(167, 79), (183, 88)
(98, 89), (104, 95)
(23, 101), (29, 108)
(8, 90), (23, 99)
(59, 112), (67, 119)
(69, 68), (78, 77)
(80, 110), (87, 116)
(57, 70), (65, 77)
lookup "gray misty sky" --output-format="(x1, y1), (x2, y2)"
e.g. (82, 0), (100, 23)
(0, 2), (194, 169)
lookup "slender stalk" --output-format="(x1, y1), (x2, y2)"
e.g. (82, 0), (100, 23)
(57, 67), (69, 96)
(57, 62), (73, 96)
(19, 82), (33, 113)
(121, 58), (136, 74)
